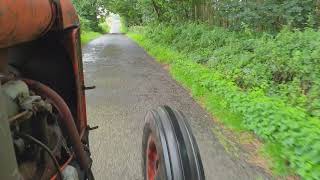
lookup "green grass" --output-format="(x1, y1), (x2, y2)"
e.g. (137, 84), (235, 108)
(81, 22), (109, 45)
(81, 31), (102, 44)
(120, 17), (128, 33)
(127, 31), (320, 179)
(205, 93), (245, 131)
(261, 143), (292, 176)
(99, 22), (110, 34)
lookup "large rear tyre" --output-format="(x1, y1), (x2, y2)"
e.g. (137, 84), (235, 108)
(142, 106), (205, 180)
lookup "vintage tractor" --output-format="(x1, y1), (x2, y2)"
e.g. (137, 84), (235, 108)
(0, 1), (204, 180)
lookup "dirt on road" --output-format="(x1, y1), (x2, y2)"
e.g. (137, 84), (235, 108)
(83, 19), (270, 180)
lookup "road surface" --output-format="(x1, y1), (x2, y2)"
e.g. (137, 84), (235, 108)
(83, 18), (269, 180)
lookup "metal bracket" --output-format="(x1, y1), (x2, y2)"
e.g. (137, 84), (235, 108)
(88, 126), (99, 131)
(83, 85), (96, 90)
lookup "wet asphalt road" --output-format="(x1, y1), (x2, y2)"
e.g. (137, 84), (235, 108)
(83, 18), (269, 180)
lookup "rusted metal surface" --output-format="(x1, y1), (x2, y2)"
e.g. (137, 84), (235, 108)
(0, 0), (54, 48)
(0, 0), (80, 48)
(60, 0), (80, 29)
(64, 28), (87, 131)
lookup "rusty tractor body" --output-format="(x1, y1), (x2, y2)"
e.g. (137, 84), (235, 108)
(0, 1), (93, 179)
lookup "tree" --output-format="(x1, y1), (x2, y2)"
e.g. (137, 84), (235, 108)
(73, 0), (102, 31)
(97, 0), (319, 31)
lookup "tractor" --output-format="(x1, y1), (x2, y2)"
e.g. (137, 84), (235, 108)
(0, 1), (204, 179)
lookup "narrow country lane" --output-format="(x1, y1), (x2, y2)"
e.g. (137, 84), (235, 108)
(83, 18), (270, 180)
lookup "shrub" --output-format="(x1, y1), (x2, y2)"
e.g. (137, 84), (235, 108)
(131, 24), (320, 119)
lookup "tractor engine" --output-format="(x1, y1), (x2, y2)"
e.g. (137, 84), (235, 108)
(1, 76), (80, 180)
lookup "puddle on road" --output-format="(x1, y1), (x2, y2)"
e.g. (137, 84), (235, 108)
(83, 45), (104, 63)
(83, 44), (122, 63)
(83, 41), (124, 80)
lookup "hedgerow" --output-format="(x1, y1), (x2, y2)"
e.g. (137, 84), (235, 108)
(140, 23), (320, 119)
(128, 26), (320, 179)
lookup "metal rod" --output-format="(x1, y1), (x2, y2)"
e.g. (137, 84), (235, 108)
(8, 110), (30, 124)
(17, 133), (63, 180)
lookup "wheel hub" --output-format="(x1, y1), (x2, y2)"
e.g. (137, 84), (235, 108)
(146, 136), (159, 180)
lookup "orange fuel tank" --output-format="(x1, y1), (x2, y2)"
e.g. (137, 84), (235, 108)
(0, 0), (54, 48)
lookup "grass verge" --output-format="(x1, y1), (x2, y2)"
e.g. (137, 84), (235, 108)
(120, 17), (128, 34)
(99, 22), (110, 33)
(81, 31), (102, 45)
(127, 32), (320, 179)
(81, 22), (110, 45)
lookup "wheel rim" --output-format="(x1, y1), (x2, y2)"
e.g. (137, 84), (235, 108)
(146, 135), (159, 180)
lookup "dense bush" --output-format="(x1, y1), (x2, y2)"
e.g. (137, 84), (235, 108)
(73, 0), (107, 32)
(139, 23), (320, 119)
(79, 17), (93, 32)
(79, 14), (106, 33)
(204, 0), (320, 31)
(128, 29), (320, 179)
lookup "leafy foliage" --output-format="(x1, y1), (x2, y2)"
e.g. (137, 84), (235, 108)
(106, 0), (320, 31)
(72, 0), (110, 44)
(73, 0), (107, 32)
(81, 21), (109, 44)
(81, 31), (102, 44)
(138, 23), (320, 119)
(103, 0), (143, 26)
(206, 0), (319, 31)
(128, 26), (320, 179)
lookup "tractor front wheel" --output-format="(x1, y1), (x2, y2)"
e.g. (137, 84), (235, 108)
(142, 106), (205, 180)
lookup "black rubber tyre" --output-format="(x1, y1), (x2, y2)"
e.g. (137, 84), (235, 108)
(142, 106), (205, 180)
